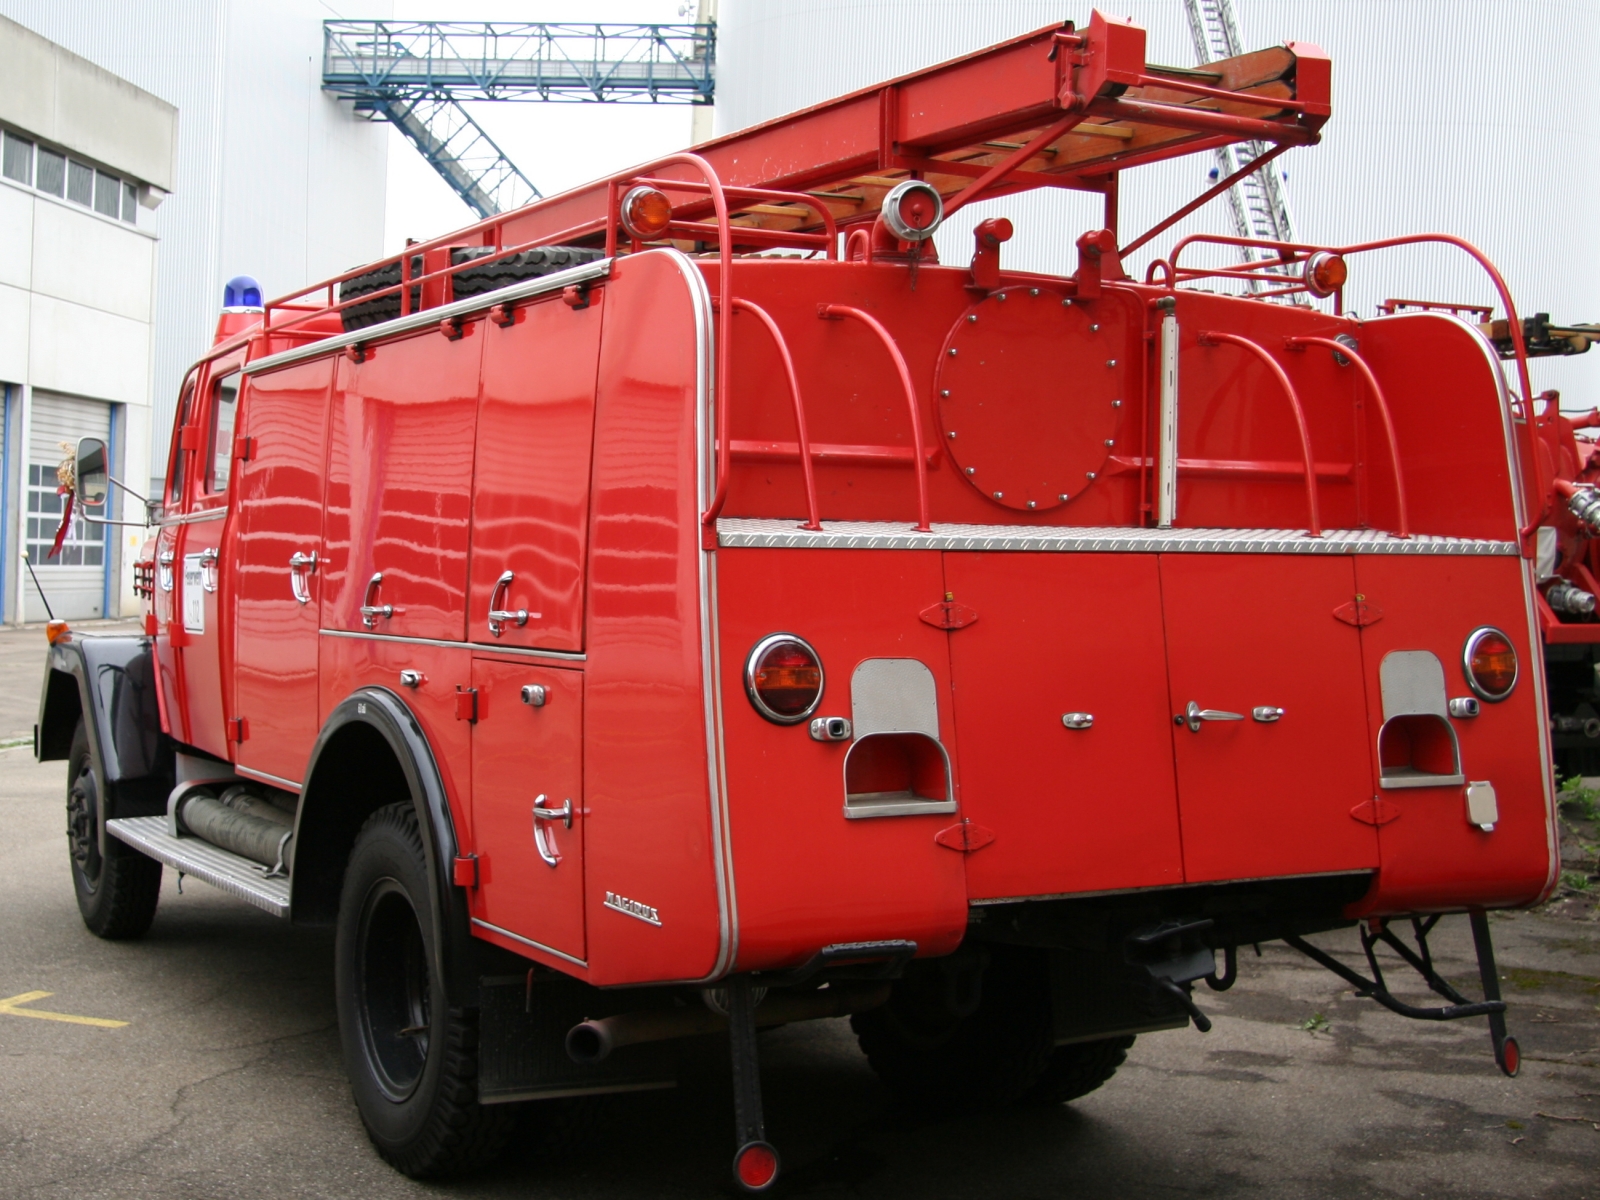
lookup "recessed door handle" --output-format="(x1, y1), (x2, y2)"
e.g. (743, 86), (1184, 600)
(1178, 700), (1244, 732)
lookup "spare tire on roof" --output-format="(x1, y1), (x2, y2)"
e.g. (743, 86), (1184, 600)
(338, 245), (605, 333)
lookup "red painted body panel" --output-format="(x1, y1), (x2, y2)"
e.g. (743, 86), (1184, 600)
(172, 510), (230, 759)
(581, 251), (725, 986)
(323, 325), (482, 642)
(943, 552), (1184, 899)
(470, 658), (586, 962)
(469, 293), (601, 651)
(715, 547), (968, 969)
(1351, 555), (1555, 915)
(231, 359), (333, 784)
(1161, 554), (1380, 882)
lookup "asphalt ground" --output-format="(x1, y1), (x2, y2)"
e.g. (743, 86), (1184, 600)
(2, 625), (1599, 1198)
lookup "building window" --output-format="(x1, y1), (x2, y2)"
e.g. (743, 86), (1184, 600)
(94, 169), (120, 218)
(2, 131), (32, 186)
(37, 148), (64, 196)
(27, 462), (106, 568)
(122, 181), (137, 222)
(66, 159), (93, 206)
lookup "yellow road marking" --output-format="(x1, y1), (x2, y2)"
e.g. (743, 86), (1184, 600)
(0, 991), (129, 1028)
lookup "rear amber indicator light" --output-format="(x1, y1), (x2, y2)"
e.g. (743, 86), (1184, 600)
(745, 634), (824, 724)
(1463, 627), (1517, 701)
(619, 185), (673, 241)
(1303, 251), (1348, 298)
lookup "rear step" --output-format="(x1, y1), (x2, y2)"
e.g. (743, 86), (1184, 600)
(106, 816), (290, 918)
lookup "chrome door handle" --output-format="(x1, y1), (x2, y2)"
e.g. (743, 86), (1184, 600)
(487, 570), (537, 637)
(532, 793), (572, 868)
(199, 547), (219, 592)
(1061, 712), (1094, 730)
(288, 551), (319, 605)
(1252, 706), (1285, 723)
(1179, 700), (1244, 733)
(359, 571), (393, 629)
(157, 550), (175, 592)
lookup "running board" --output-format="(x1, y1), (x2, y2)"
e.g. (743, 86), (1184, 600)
(106, 816), (291, 918)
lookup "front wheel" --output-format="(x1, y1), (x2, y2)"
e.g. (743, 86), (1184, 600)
(67, 718), (160, 939)
(335, 803), (514, 1177)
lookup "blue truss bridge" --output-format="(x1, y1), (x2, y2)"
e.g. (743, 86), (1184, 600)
(323, 21), (717, 218)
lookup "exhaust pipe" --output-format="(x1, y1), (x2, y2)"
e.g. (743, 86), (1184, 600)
(566, 981), (890, 1064)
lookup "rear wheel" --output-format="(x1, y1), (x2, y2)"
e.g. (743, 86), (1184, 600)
(851, 946), (1054, 1113)
(1021, 1035), (1135, 1104)
(335, 803), (515, 1177)
(66, 718), (160, 939)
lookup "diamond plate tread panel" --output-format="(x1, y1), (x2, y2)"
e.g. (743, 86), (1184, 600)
(106, 817), (291, 918)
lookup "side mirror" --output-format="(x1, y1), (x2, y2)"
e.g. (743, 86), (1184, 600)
(74, 437), (109, 507)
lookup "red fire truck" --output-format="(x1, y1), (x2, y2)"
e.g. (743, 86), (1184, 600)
(37, 14), (1559, 1192)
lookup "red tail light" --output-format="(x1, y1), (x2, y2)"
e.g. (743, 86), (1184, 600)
(744, 634), (823, 724)
(1463, 627), (1517, 701)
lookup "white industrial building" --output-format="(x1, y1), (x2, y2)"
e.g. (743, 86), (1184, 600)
(714, 0), (1600, 401)
(0, 0), (391, 622)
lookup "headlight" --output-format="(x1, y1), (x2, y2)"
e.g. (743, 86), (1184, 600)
(1463, 627), (1517, 701)
(744, 634), (823, 724)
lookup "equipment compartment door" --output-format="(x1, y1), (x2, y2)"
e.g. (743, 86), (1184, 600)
(944, 552), (1184, 898)
(1160, 554), (1379, 882)
(468, 291), (601, 651)
(470, 658), (586, 964)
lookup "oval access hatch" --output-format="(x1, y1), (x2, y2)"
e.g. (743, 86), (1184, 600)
(936, 286), (1125, 512)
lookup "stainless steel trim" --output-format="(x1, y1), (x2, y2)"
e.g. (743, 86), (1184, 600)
(1061, 712), (1094, 729)
(234, 764), (303, 792)
(533, 794), (573, 829)
(1157, 302), (1179, 528)
(157, 550), (174, 592)
(318, 627), (586, 662)
(199, 547), (219, 592)
(471, 917), (587, 968)
(106, 816), (291, 917)
(157, 509), (228, 528)
(243, 258), (615, 377)
(842, 794), (958, 820)
(1448, 696), (1480, 719)
(1462, 625), (1518, 701)
(809, 716), (852, 741)
(743, 632), (824, 724)
(717, 518), (1518, 555)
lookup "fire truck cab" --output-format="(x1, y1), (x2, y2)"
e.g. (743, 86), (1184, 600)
(38, 14), (1558, 1192)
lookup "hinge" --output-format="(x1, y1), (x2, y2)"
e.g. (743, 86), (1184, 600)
(452, 854), (479, 888)
(227, 716), (249, 743)
(1333, 594), (1384, 627)
(179, 426), (202, 452)
(235, 435), (256, 462)
(1349, 796), (1400, 826)
(454, 687), (479, 723)
(919, 593), (979, 630)
(934, 818), (995, 853)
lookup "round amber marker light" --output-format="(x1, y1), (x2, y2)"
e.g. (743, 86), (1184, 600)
(1304, 251), (1348, 298)
(746, 635), (823, 723)
(1464, 627), (1517, 701)
(619, 186), (673, 241)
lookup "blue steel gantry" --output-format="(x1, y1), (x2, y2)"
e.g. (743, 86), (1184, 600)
(322, 21), (717, 219)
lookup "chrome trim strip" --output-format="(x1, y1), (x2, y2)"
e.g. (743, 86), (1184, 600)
(243, 258), (614, 377)
(319, 627), (586, 662)
(106, 816), (291, 918)
(234, 764), (303, 793)
(968, 868), (1376, 907)
(716, 518), (1518, 556)
(672, 249), (738, 983)
(471, 917), (587, 968)
(157, 509), (227, 527)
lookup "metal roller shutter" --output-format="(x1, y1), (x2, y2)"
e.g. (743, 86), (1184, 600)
(26, 391), (111, 620)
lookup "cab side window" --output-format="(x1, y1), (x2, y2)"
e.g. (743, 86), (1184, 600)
(166, 375), (197, 508)
(207, 372), (240, 494)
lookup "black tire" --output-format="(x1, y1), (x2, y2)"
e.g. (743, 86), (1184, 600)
(66, 718), (160, 939)
(338, 246), (604, 332)
(335, 803), (515, 1178)
(1021, 1035), (1135, 1105)
(851, 946), (1055, 1113)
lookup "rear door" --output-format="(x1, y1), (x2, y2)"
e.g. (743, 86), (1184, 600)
(944, 552), (1184, 899)
(1160, 554), (1379, 882)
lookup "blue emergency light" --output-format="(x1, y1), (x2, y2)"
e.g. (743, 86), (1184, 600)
(222, 275), (263, 311)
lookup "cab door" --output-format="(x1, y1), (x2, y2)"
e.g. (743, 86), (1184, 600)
(470, 658), (586, 962)
(231, 358), (333, 785)
(172, 362), (242, 759)
(466, 291), (602, 650)
(1160, 554), (1379, 882)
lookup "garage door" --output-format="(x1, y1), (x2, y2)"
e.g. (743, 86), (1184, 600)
(25, 391), (110, 621)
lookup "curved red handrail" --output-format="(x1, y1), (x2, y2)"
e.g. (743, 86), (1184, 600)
(1199, 330), (1322, 537)
(730, 298), (821, 531)
(818, 305), (931, 532)
(1286, 336), (1410, 538)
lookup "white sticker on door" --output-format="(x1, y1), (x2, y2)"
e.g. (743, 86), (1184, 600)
(182, 554), (205, 634)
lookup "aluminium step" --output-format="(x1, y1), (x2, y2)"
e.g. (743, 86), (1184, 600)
(106, 816), (290, 918)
